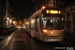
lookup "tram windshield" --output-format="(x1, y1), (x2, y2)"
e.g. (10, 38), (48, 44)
(42, 18), (63, 30)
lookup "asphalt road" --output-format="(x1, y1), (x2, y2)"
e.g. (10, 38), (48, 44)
(0, 28), (74, 50)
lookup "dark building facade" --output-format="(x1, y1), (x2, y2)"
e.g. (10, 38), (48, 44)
(0, 0), (6, 27)
(32, 0), (67, 13)
(32, 0), (46, 13)
(56, 0), (67, 8)
(61, 2), (75, 34)
(0, 0), (13, 27)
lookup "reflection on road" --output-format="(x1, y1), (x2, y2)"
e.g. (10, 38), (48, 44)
(0, 28), (74, 50)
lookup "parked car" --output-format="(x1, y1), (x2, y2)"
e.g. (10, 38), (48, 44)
(10, 27), (16, 31)
(3, 27), (16, 34)
(0, 27), (5, 35)
(4, 27), (11, 33)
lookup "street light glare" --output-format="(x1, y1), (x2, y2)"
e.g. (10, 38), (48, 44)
(7, 17), (9, 20)
(42, 6), (45, 9)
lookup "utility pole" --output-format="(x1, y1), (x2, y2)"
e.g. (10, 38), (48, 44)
(6, 0), (8, 17)
(6, 0), (9, 27)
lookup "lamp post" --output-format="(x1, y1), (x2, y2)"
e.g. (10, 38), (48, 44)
(6, 0), (8, 17)
(6, 17), (9, 27)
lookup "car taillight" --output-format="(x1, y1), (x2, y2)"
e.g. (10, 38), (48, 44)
(1, 31), (3, 33)
(62, 29), (64, 32)
(4, 29), (7, 31)
(42, 29), (47, 33)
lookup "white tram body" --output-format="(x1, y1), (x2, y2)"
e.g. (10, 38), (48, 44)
(24, 7), (64, 42)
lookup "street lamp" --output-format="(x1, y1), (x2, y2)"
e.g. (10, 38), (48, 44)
(42, 6), (45, 9)
(7, 17), (9, 20)
(9, 19), (12, 23)
(13, 21), (16, 24)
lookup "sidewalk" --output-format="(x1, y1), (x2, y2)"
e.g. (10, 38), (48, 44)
(0, 34), (7, 43)
(64, 33), (75, 42)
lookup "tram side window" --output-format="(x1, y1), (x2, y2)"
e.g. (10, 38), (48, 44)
(31, 19), (35, 29)
(27, 24), (29, 28)
(42, 18), (46, 28)
(36, 17), (39, 32)
(55, 20), (60, 26)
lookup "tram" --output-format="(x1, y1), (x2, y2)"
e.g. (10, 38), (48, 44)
(24, 6), (64, 42)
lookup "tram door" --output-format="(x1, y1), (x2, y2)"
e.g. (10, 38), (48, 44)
(36, 16), (39, 38)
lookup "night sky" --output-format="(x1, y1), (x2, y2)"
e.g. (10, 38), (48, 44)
(8, 0), (33, 21)
(8, 0), (75, 21)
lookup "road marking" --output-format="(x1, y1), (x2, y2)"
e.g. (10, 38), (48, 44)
(0, 36), (5, 39)
(13, 38), (23, 42)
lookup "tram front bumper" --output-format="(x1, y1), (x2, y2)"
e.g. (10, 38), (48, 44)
(45, 35), (64, 42)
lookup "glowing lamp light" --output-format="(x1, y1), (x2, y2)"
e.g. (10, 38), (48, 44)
(46, 10), (49, 13)
(31, 19), (35, 23)
(13, 21), (16, 24)
(42, 6), (45, 9)
(42, 29), (47, 33)
(59, 11), (61, 14)
(25, 22), (30, 24)
(46, 10), (61, 14)
(7, 17), (9, 20)
(23, 26), (26, 28)
(51, 31), (53, 34)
